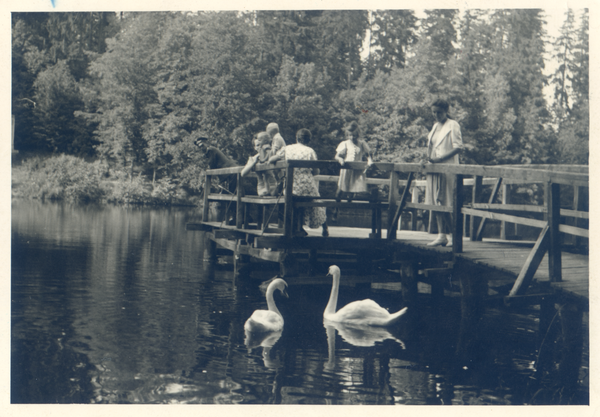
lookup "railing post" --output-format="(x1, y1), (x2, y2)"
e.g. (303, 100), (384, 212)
(452, 174), (464, 253)
(547, 182), (562, 281)
(470, 175), (483, 241)
(570, 186), (583, 247)
(283, 164), (294, 238)
(236, 173), (244, 229)
(501, 183), (515, 240)
(202, 173), (211, 222)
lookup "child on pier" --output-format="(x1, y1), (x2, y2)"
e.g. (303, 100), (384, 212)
(241, 132), (278, 196)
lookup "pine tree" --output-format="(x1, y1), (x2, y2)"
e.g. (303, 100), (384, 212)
(556, 9), (589, 164)
(551, 9), (577, 119)
(484, 9), (554, 164)
(367, 10), (417, 74)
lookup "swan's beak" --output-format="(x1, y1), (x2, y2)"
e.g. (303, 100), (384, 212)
(282, 288), (289, 298)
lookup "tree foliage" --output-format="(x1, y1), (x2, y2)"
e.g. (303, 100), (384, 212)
(12, 9), (589, 198)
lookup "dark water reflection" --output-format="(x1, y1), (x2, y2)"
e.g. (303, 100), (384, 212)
(11, 200), (588, 404)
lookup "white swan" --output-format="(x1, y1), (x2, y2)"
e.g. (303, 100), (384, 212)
(324, 265), (407, 327)
(244, 278), (288, 333)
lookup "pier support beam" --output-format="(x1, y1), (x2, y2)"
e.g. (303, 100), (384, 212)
(309, 249), (318, 275)
(456, 262), (487, 364)
(279, 251), (298, 277)
(400, 262), (419, 310)
(202, 232), (217, 262)
(558, 303), (584, 392)
(234, 240), (252, 277)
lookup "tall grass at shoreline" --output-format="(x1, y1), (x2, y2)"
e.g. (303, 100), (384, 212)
(12, 154), (197, 206)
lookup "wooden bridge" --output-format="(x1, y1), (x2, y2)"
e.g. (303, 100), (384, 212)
(187, 160), (588, 308)
(186, 159), (588, 393)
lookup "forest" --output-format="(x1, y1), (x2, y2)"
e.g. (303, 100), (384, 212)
(11, 10), (589, 205)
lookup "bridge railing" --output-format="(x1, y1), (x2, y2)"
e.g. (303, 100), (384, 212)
(202, 161), (588, 285)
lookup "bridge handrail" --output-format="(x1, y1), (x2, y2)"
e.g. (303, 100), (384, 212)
(206, 160), (588, 187)
(203, 160), (588, 283)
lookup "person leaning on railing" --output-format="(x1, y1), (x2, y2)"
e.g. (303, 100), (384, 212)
(423, 98), (463, 247)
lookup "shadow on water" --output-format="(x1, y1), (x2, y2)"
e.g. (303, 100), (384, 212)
(11, 200), (588, 404)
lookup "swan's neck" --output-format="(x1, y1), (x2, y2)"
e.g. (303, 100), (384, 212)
(324, 272), (340, 316)
(266, 285), (282, 317)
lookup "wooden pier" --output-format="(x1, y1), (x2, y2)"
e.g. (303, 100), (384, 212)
(187, 160), (588, 306)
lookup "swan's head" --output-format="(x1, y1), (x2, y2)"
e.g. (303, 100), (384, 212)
(327, 265), (340, 277)
(270, 278), (289, 298)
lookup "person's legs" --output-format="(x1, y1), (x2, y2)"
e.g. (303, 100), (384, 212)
(440, 213), (452, 247)
(428, 212), (448, 246)
(294, 208), (307, 237)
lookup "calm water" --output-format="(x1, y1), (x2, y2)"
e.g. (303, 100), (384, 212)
(11, 200), (588, 405)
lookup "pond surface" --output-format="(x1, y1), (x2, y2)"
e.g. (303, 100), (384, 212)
(11, 200), (588, 405)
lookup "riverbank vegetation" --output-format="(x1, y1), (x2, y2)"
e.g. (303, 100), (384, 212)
(12, 10), (589, 205)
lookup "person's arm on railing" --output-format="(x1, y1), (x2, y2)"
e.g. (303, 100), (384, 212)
(241, 154), (258, 177)
(268, 147), (286, 164)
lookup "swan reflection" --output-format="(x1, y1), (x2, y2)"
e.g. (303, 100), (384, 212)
(325, 320), (406, 348)
(324, 321), (406, 371)
(244, 329), (283, 369)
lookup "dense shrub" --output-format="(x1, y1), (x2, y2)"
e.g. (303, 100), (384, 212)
(12, 155), (196, 206)
(12, 154), (106, 202)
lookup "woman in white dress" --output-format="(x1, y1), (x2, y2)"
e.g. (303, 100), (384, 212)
(425, 99), (463, 246)
(332, 121), (373, 222)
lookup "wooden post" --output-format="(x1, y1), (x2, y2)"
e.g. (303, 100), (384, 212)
(475, 177), (503, 241)
(452, 174), (464, 253)
(546, 182), (562, 282)
(280, 251), (297, 277)
(202, 232), (216, 262)
(428, 209), (436, 234)
(202, 174), (211, 222)
(400, 262), (418, 309)
(309, 249), (318, 275)
(570, 186), (583, 247)
(500, 183), (515, 240)
(470, 176), (483, 241)
(370, 187), (379, 238)
(236, 173), (244, 229)
(283, 164), (294, 238)
(410, 208), (418, 231)
(557, 303), (584, 391)
(243, 200), (250, 229)
(538, 295), (556, 345)
(456, 262), (487, 363)
(387, 171), (400, 236)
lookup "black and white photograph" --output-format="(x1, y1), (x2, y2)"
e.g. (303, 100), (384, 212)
(6, 0), (593, 411)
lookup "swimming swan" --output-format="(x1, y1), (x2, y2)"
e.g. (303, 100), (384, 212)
(244, 278), (288, 333)
(324, 265), (407, 327)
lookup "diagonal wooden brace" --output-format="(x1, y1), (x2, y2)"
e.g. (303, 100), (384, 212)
(388, 172), (413, 240)
(508, 224), (550, 297)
